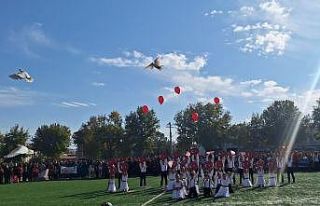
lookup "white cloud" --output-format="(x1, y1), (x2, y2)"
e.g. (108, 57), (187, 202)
(204, 10), (223, 17)
(259, 0), (290, 22)
(92, 82), (105, 87)
(90, 51), (207, 71)
(58, 101), (96, 108)
(8, 22), (81, 57)
(239, 6), (255, 17)
(0, 87), (39, 107)
(240, 79), (262, 86)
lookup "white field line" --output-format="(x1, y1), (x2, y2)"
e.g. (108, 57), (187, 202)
(141, 191), (166, 206)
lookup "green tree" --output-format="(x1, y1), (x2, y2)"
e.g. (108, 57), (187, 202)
(312, 99), (320, 140)
(32, 123), (71, 158)
(175, 102), (231, 151)
(228, 122), (250, 149)
(124, 107), (162, 156)
(261, 100), (301, 147)
(248, 113), (267, 150)
(2, 125), (29, 155)
(73, 111), (125, 159)
(0, 131), (4, 156)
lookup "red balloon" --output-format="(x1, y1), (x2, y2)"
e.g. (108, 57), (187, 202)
(174, 86), (181, 94)
(141, 105), (149, 114)
(191, 112), (199, 123)
(158, 96), (164, 105)
(214, 97), (220, 104)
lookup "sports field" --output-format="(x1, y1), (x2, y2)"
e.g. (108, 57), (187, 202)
(0, 173), (320, 206)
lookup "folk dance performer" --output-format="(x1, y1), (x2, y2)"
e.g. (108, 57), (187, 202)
(107, 160), (117, 193)
(202, 172), (214, 197)
(214, 173), (230, 198)
(242, 158), (252, 188)
(268, 157), (277, 187)
(172, 174), (185, 200)
(187, 169), (199, 198)
(119, 161), (129, 192)
(167, 161), (177, 191)
(255, 159), (265, 188)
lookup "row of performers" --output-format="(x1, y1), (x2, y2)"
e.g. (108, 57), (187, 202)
(106, 149), (295, 196)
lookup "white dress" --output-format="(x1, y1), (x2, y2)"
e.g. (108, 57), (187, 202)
(172, 181), (185, 199)
(188, 176), (200, 194)
(107, 178), (117, 192)
(215, 178), (230, 198)
(268, 172), (277, 187)
(120, 174), (129, 192)
(167, 172), (176, 191)
(242, 173), (252, 187)
(256, 169), (265, 187)
(214, 172), (222, 188)
(181, 172), (188, 196)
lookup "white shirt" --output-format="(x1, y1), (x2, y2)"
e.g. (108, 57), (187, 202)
(140, 163), (147, 173)
(287, 158), (293, 167)
(203, 178), (213, 188)
(227, 156), (234, 168)
(188, 177), (198, 188)
(160, 160), (167, 172)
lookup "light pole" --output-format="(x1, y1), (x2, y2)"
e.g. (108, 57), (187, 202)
(166, 122), (175, 155)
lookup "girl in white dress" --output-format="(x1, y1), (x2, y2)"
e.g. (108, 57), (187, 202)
(187, 170), (199, 198)
(214, 173), (230, 198)
(119, 170), (129, 192)
(172, 174), (185, 200)
(242, 168), (252, 188)
(268, 159), (277, 187)
(255, 160), (265, 188)
(167, 167), (176, 191)
(107, 164), (117, 193)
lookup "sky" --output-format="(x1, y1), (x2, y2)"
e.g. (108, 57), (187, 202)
(1, 0), (320, 140)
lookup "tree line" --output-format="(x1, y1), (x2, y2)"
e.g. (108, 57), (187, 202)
(1, 100), (320, 160)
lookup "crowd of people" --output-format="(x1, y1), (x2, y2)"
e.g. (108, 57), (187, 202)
(106, 148), (320, 200)
(1, 148), (320, 198)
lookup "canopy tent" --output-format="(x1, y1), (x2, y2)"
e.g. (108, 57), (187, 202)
(4, 145), (34, 159)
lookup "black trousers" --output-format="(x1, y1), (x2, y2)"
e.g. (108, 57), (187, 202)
(140, 172), (146, 186)
(287, 167), (295, 183)
(160, 171), (167, 186)
(117, 173), (122, 189)
(238, 168), (244, 184)
(249, 168), (254, 184)
(188, 186), (198, 198)
(214, 184), (221, 194)
(203, 188), (212, 197)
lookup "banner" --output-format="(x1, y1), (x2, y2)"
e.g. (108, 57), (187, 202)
(60, 166), (78, 174)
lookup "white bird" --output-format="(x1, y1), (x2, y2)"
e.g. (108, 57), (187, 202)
(145, 57), (163, 70)
(9, 69), (34, 83)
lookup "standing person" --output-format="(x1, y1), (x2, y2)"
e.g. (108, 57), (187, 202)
(4, 164), (11, 184)
(238, 154), (244, 185)
(249, 153), (255, 184)
(276, 153), (285, 184)
(119, 162), (129, 192)
(0, 164), (4, 184)
(286, 153), (295, 183)
(167, 164), (176, 191)
(242, 159), (252, 188)
(255, 159), (265, 188)
(107, 162), (117, 193)
(225, 153), (235, 184)
(268, 158), (277, 187)
(117, 159), (123, 189)
(160, 157), (168, 188)
(139, 159), (147, 187)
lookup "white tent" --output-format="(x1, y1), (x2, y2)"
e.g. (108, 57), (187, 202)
(4, 145), (34, 159)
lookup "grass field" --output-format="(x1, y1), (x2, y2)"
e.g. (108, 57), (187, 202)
(0, 173), (320, 206)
